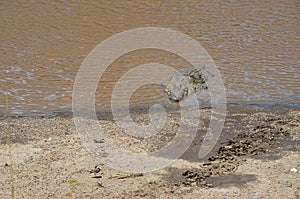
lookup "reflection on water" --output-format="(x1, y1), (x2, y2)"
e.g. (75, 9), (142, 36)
(0, 0), (299, 115)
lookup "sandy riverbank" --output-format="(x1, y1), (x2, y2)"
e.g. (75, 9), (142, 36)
(0, 106), (299, 198)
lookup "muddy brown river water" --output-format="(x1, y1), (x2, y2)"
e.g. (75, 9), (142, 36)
(0, 0), (299, 115)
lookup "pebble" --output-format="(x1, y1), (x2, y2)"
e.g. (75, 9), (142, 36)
(290, 168), (297, 173)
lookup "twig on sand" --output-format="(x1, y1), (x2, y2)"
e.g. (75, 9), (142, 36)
(109, 173), (143, 179)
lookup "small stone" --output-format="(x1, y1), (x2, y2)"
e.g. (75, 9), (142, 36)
(290, 168), (297, 173)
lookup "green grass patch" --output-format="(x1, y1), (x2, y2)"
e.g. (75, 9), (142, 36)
(294, 191), (300, 199)
(67, 179), (80, 185)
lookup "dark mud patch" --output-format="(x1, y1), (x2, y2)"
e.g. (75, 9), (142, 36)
(163, 167), (256, 188)
(205, 174), (257, 188)
(162, 167), (186, 185)
(0, 117), (75, 145)
(0, 126), (34, 144)
(180, 107), (298, 163)
(254, 136), (300, 161)
(165, 107), (300, 188)
(0, 136), (33, 145)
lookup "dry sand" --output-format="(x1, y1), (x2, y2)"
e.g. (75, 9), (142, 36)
(0, 107), (299, 198)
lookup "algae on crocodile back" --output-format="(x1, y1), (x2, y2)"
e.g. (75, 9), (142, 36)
(162, 66), (208, 102)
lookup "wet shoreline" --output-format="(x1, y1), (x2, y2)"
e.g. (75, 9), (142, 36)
(1, 101), (300, 120)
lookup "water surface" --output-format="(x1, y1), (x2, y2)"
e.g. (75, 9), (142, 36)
(0, 0), (299, 115)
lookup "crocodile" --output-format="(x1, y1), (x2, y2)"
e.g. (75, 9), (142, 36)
(162, 66), (208, 102)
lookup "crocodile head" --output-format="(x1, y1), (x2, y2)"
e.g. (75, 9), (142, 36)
(164, 75), (190, 102)
(162, 66), (209, 102)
